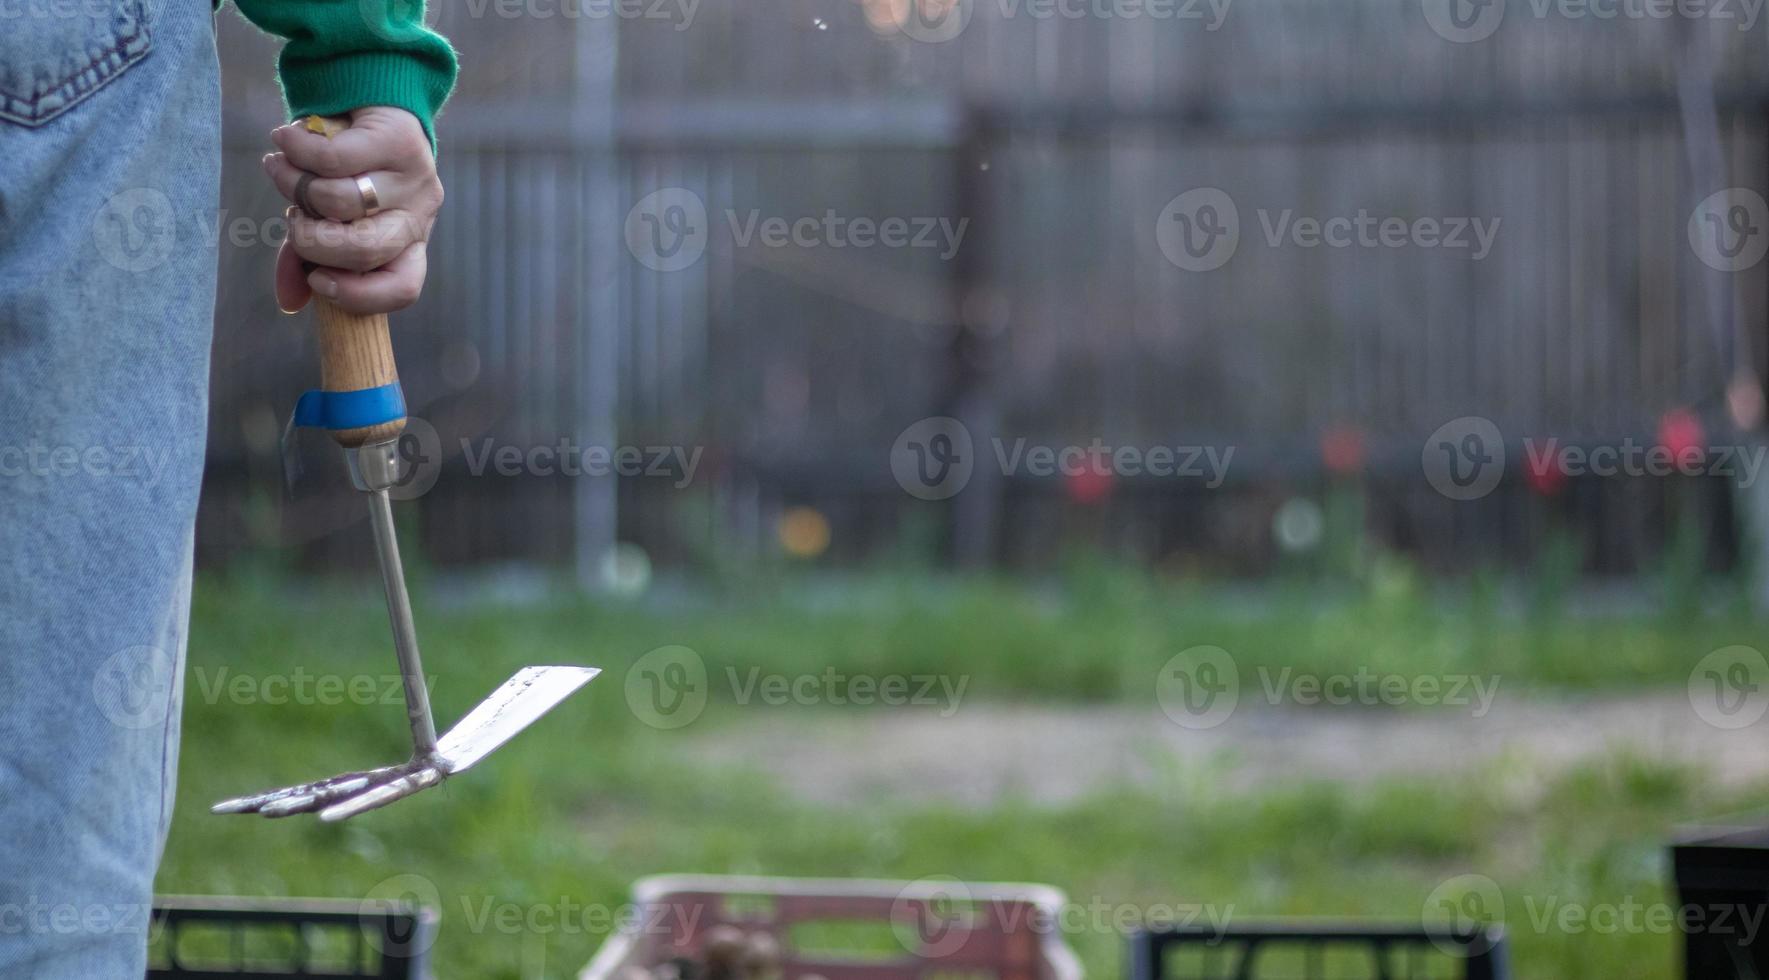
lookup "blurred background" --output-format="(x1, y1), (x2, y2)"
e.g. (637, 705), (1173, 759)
(206, 0), (1769, 585)
(160, 2), (1769, 978)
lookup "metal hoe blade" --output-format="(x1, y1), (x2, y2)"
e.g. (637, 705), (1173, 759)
(213, 441), (600, 822)
(435, 665), (601, 773)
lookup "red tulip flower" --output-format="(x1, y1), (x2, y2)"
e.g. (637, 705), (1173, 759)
(1657, 408), (1706, 471)
(1320, 425), (1366, 476)
(1066, 466), (1114, 505)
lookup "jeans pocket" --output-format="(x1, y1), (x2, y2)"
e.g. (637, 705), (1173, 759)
(0, 0), (152, 127)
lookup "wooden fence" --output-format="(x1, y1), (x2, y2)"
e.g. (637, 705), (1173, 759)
(197, 0), (1769, 578)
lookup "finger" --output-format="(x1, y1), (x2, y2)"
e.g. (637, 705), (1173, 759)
(271, 113), (431, 179)
(261, 153), (410, 223)
(286, 210), (428, 273)
(274, 236), (312, 314)
(307, 241), (428, 316)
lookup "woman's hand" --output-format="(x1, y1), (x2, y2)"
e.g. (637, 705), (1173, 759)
(261, 106), (444, 315)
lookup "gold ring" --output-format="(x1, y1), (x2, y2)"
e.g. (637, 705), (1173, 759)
(356, 175), (382, 217)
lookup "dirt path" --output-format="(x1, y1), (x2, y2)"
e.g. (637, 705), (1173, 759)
(687, 692), (1769, 806)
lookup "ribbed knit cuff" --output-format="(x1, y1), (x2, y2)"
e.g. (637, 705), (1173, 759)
(279, 50), (451, 152)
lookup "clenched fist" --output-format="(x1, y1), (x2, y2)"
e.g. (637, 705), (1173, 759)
(261, 106), (443, 315)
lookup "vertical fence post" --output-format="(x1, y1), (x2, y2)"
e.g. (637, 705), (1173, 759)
(947, 107), (1003, 568)
(1747, 101), (1769, 611)
(1757, 105), (1769, 609)
(575, 15), (621, 593)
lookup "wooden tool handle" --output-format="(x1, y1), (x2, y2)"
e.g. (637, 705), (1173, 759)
(305, 115), (407, 448)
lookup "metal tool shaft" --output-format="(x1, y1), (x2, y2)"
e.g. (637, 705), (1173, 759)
(365, 485), (440, 759)
(212, 451), (601, 820)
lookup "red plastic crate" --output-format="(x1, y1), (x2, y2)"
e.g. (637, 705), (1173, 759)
(580, 875), (1083, 980)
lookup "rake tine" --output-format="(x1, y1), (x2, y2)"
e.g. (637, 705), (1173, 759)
(318, 765), (445, 823)
(259, 766), (424, 818)
(211, 765), (406, 815)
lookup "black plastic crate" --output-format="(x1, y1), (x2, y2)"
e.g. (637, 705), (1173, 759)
(148, 897), (435, 979)
(1132, 922), (1509, 980)
(1672, 822), (1769, 980)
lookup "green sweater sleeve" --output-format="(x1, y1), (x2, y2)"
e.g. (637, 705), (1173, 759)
(229, 0), (458, 150)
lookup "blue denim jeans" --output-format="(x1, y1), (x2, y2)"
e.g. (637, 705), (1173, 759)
(0, 0), (220, 974)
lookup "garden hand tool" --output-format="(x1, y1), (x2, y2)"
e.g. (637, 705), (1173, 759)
(213, 116), (600, 822)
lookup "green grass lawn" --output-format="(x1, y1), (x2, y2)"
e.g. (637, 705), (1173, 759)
(156, 570), (1769, 979)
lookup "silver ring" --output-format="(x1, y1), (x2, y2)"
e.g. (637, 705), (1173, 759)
(356, 175), (383, 217)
